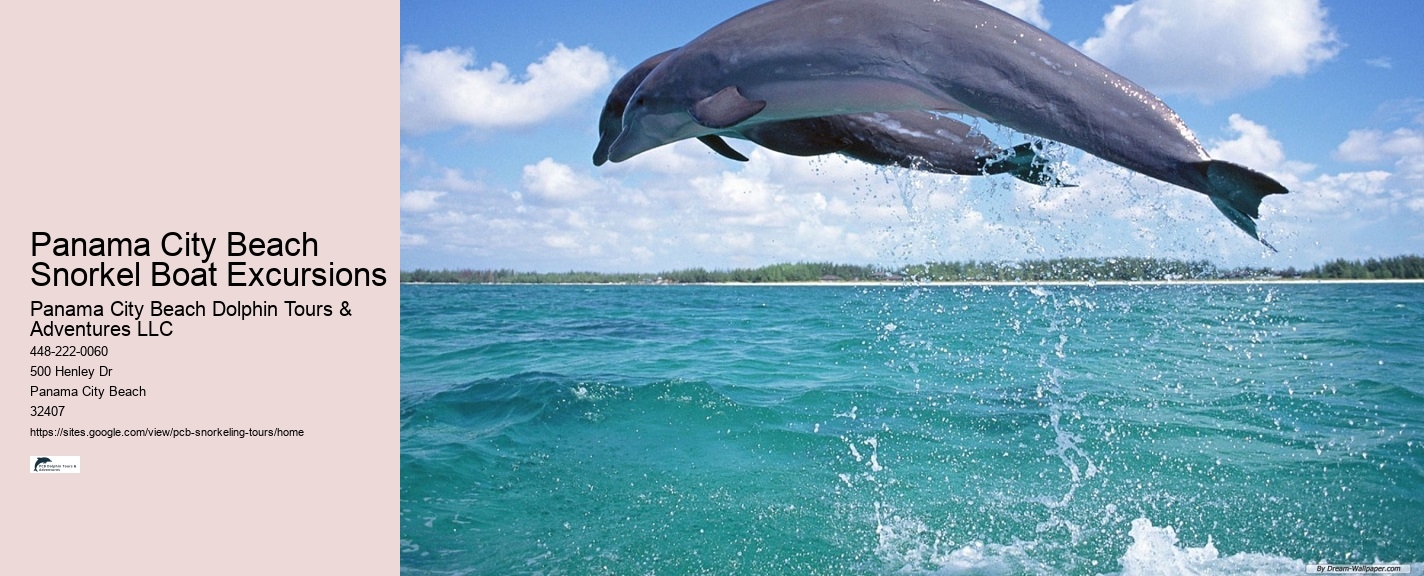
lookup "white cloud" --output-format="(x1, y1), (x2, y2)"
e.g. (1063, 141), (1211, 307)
(1333, 125), (1424, 215)
(1207, 114), (1314, 180)
(983, 0), (1050, 30)
(400, 44), (615, 133)
(401, 138), (930, 270)
(1335, 128), (1424, 164)
(400, 190), (446, 212)
(1209, 116), (1286, 170)
(1365, 57), (1393, 70)
(691, 169), (784, 219)
(522, 158), (600, 203)
(1290, 170), (1393, 216)
(437, 168), (483, 193)
(1080, 0), (1340, 100)
(542, 234), (581, 250)
(400, 145), (426, 166)
(428, 210), (472, 227)
(1201, 116), (1399, 226)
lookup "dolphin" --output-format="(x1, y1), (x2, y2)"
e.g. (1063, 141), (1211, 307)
(741, 112), (1069, 186)
(594, 49), (1070, 187)
(606, 0), (1288, 247)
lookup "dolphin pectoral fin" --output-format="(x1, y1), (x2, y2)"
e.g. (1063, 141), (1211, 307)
(697, 135), (750, 162)
(978, 143), (1075, 187)
(689, 86), (766, 129)
(1198, 160), (1288, 250)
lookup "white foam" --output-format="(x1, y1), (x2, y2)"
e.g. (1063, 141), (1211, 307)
(1115, 517), (1306, 576)
(869, 515), (1418, 576)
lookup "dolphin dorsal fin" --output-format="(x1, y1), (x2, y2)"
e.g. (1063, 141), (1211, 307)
(696, 135), (750, 161)
(689, 86), (766, 129)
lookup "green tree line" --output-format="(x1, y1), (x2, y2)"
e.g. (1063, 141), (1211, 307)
(400, 255), (1424, 284)
(401, 262), (886, 284)
(1294, 255), (1424, 280)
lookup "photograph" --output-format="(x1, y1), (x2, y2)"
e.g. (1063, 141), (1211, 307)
(400, 1), (1423, 574)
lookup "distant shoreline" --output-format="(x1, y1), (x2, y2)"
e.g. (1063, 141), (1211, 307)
(401, 256), (1424, 285)
(403, 278), (1424, 287)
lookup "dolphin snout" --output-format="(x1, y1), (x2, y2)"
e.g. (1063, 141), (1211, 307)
(592, 143), (610, 166)
(605, 132), (648, 164)
(606, 110), (682, 163)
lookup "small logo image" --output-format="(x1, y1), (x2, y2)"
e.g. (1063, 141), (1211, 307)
(30, 455), (80, 473)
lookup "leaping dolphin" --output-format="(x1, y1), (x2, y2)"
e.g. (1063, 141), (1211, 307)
(742, 112), (1068, 186)
(594, 49), (1070, 187)
(605, 0), (1288, 247)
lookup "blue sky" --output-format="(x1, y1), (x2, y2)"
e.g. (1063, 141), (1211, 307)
(400, 0), (1424, 272)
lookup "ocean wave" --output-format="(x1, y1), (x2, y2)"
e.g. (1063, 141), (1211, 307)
(873, 516), (1418, 576)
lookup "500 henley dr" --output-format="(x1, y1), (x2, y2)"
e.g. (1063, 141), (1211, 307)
(30, 232), (387, 287)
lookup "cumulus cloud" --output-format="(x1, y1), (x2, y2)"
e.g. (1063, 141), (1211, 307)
(983, 0), (1050, 30)
(399, 140), (912, 270)
(1207, 114), (1314, 179)
(522, 157), (601, 203)
(1291, 170), (1394, 216)
(400, 144), (426, 166)
(1333, 125), (1424, 214)
(1335, 128), (1424, 164)
(435, 168), (483, 193)
(1080, 0), (1340, 100)
(400, 44), (615, 133)
(400, 190), (446, 212)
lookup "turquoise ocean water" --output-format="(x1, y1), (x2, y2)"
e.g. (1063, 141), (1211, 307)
(401, 283), (1423, 575)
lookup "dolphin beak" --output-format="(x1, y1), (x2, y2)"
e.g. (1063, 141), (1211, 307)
(607, 112), (676, 163)
(606, 132), (643, 164)
(592, 128), (616, 166)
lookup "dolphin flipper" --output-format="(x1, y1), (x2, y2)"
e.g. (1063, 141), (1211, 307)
(1198, 161), (1288, 251)
(697, 135), (751, 161)
(690, 86), (766, 129)
(979, 143), (1075, 187)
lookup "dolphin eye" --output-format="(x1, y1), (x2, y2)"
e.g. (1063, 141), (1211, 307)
(634, 96), (646, 106)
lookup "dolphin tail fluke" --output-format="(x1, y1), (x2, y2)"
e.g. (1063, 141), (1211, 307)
(980, 143), (1074, 187)
(1198, 160), (1288, 251)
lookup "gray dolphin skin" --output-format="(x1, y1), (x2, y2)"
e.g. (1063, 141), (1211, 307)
(595, 49), (1069, 187)
(742, 112), (1067, 186)
(605, 0), (1288, 246)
